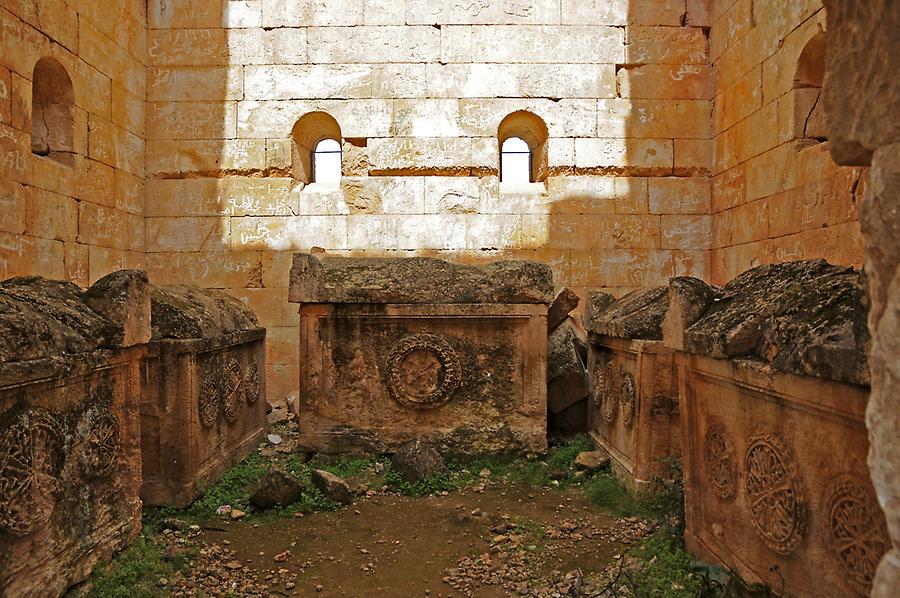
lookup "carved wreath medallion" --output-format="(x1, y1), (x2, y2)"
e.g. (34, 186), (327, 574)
(244, 362), (260, 404)
(602, 361), (619, 423)
(386, 334), (462, 410)
(704, 421), (738, 502)
(620, 372), (636, 427)
(222, 357), (244, 424)
(0, 409), (63, 537)
(198, 372), (220, 427)
(745, 432), (808, 555)
(80, 411), (120, 478)
(826, 475), (890, 596)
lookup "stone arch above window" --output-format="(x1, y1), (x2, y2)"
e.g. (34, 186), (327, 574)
(498, 111), (549, 184)
(291, 112), (343, 185)
(31, 57), (75, 167)
(793, 31), (827, 144)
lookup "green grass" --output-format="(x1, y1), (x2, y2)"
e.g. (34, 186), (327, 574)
(627, 530), (705, 597)
(183, 452), (271, 518)
(87, 531), (191, 598)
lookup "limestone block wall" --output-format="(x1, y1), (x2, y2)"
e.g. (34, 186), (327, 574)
(0, 0), (147, 285)
(708, 0), (865, 283)
(143, 0), (713, 403)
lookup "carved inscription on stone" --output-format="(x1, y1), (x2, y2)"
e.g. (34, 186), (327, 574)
(80, 411), (120, 478)
(602, 361), (619, 423)
(745, 432), (809, 555)
(386, 334), (461, 410)
(704, 421), (738, 502)
(620, 372), (636, 427)
(0, 410), (62, 537)
(826, 475), (890, 596)
(222, 357), (243, 424)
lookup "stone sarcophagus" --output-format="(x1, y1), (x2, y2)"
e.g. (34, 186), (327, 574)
(139, 285), (266, 508)
(0, 271), (149, 598)
(667, 261), (889, 597)
(585, 287), (680, 490)
(288, 253), (551, 455)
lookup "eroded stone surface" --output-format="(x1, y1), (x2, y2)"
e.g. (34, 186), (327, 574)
(151, 284), (260, 340)
(250, 468), (305, 509)
(547, 288), (580, 332)
(390, 440), (446, 484)
(682, 260), (869, 386)
(312, 469), (353, 505)
(587, 286), (669, 340)
(82, 270), (152, 348)
(288, 253), (554, 304)
(662, 276), (718, 351)
(547, 320), (590, 415)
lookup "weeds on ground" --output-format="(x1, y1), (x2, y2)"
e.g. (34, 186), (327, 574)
(87, 530), (192, 598)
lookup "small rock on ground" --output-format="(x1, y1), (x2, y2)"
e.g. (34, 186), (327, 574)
(312, 469), (353, 505)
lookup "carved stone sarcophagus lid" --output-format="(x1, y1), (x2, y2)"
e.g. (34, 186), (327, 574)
(139, 284), (266, 508)
(585, 286), (679, 490)
(288, 253), (551, 456)
(0, 271), (149, 598)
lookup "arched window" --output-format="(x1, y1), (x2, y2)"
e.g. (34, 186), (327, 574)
(313, 138), (342, 184)
(793, 31), (827, 144)
(501, 137), (531, 184)
(498, 111), (549, 185)
(31, 57), (75, 167)
(291, 112), (343, 185)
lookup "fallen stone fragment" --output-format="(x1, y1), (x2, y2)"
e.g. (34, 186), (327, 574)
(547, 320), (590, 414)
(250, 468), (305, 509)
(547, 287), (580, 332)
(391, 440), (446, 483)
(587, 286), (669, 340)
(267, 433), (283, 445)
(573, 451), (610, 472)
(312, 469), (353, 505)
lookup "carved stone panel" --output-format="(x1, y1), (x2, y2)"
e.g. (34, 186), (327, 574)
(745, 432), (809, 556)
(79, 410), (120, 478)
(198, 370), (220, 428)
(602, 361), (619, 423)
(386, 334), (462, 410)
(620, 371), (636, 427)
(244, 363), (260, 404)
(222, 356), (243, 424)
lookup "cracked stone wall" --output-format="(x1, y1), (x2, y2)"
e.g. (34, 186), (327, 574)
(141, 0), (715, 404)
(0, 0), (147, 285)
(708, 0), (865, 283)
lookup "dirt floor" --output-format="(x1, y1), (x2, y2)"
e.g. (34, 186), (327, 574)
(153, 483), (654, 598)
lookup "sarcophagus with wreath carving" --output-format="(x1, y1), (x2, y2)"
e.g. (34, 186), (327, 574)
(667, 261), (888, 597)
(288, 253), (551, 455)
(0, 271), (149, 598)
(139, 285), (266, 508)
(585, 287), (680, 490)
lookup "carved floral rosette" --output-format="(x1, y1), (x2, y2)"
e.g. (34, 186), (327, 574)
(386, 334), (462, 410)
(198, 367), (220, 428)
(79, 411), (120, 478)
(826, 475), (890, 595)
(222, 357), (244, 424)
(602, 361), (619, 424)
(0, 409), (63, 537)
(744, 432), (809, 555)
(619, 372), (636, 427)
(591, 361), (607, 410)
(703, 420), (738, 502)
(244, 363), (260, 404)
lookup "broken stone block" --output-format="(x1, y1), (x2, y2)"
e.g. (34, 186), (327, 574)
(81, 269), (152, 348)
(573, 451), (610, 472)
(250, 468), (305, 509)
(681, 260), (870, 385)
(140, 284), (267, 508)
(587, 286), (669, 340)
(391, 440), (446, 483)
(547, 287), (580, 332)
(582, 290), (616, 333)
(289, 254), (548, 456)
(312, 469), (353, 505)
(547, 320), (590, 415)
(288, 252), (554, 304)
(0, 274), (143, 597)
(661, 276), (718, 351)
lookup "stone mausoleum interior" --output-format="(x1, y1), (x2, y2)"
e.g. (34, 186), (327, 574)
(0, 1), (898, 596)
